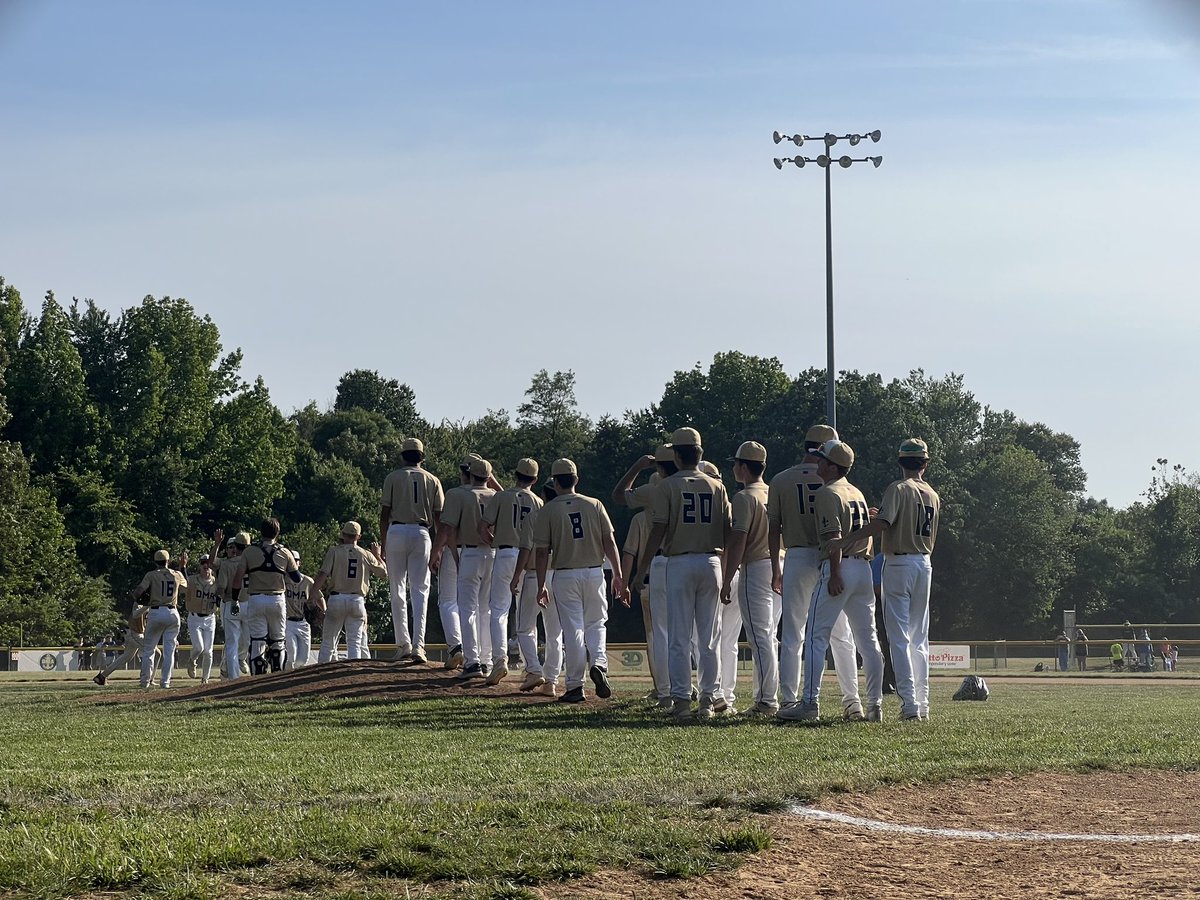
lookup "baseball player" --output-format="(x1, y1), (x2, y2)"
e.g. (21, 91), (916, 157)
(211, 529), (250, 679)
(432, 453), (498, 670)
(433, 456), (497, 679)
(769, 425), (864, 720)
(92, 603), (157, 685)
(831, 439), (939, 720)
(641, 428), (732, 720)
(229, 518), (302, 674)
(615, 444), (677, 707)
(131, 549), (187, 689)
(283, 552), (318, 670)
(619, 500), (666, 702)
(314, 521), (387, 662)
(720, 441), (779, 715)
(794, 439), (885, 721)
(698, 460), (741, 714)
(185, 554), (219, 683)
(509, 478), (562, 695)
(480, 458), (542, 685)
(533, 458), (627, 703)
(379, 437), (444, 664)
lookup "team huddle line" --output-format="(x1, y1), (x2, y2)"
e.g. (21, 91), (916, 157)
(95, 426), (940, 723)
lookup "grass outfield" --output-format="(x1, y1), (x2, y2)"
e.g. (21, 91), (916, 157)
(2, 678), (1198, 899)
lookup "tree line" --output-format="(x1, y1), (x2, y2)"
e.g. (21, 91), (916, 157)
(1, 278), (1195, 646)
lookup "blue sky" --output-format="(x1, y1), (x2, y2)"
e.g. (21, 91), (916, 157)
(2, 0), (1199, 506)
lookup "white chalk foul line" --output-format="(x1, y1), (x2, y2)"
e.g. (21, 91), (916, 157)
(789, 805), (1200, 843)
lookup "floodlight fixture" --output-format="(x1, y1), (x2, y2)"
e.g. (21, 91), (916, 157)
(768, 125), (885, 430)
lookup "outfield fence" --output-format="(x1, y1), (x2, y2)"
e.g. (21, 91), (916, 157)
(7, 639), (1200, 674)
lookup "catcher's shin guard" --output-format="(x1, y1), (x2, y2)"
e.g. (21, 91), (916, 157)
(267, 639), (286, 673)
(249, 633), (270, 675)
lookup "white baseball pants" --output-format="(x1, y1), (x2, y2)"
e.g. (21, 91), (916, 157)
(514, 570), (563, 681)
(802, 558), (884, 709)
(220, 600), (242, 680)
(647, 556), (670, 698)
(319, 594), (367, 662)
(718, 568), (743, 707)
(244, 594), (286, 671)
(737, 557), (779, 707)
(284, 619), (312, 670)
(666, 553), (722, 703)
(386, 523), (432, 655)
(456, 547), (495, 668)
(488, 547), (520, 666)
(551, 566), (608, 691)
(141, 607), (180, 688)
(100, 631), (154, 679)
(188, 612), (216, 681)
(780, 547), (861, 708)
(437, 552), (461, 650)
(882, 554), (933, 718)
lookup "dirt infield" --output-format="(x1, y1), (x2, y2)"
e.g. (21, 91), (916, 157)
(90, 658), (582, 705)
(558, 769), (1200, 899)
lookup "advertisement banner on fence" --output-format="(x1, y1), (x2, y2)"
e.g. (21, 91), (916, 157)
(14, 650), (81, 672)
(928, 644), (970, 669)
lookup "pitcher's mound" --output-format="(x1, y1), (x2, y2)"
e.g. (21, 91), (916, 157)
(95, 659), (565, 704)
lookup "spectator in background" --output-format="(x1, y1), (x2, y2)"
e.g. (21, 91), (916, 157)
(1056, 631), (1070, 672)
(1074, 628), (1089, 671)
(1138, 628), (1153, 670)
(1161, 638), (1175, 672)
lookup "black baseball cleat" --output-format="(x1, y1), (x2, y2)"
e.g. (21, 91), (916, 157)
(556, 686), (586, 703)
(92, 673), (106, 686)
(589, 665), (612, 699)
(458, 663), (484, 679)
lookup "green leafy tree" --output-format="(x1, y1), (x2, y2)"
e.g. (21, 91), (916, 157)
(334, 369), (425, 434)
(516, 370), (591, 465)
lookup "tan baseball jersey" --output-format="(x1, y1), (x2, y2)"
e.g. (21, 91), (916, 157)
(381, 466), (445, 526)
(651, 470), (731, 556)
(533, 492), (614, 570)
(215, 556), (246, 602)
(185, 573), (219, 614)
(767, 462), (825, 549)
(129, 605), (149, 634)
(319, 543), (387, 595)
(624, 482), (659, 512)
(877, 478), (941, 556)
(814, 477), (873, 561)
(135, 568), (187, 608)
(241, 541), (300, 595)
(285, 573), (316, 619)
(441, 484), (495, 547)
(731, 481), (771, 563)
(622, 510), (654, 576)
(484, 487), (543, 548)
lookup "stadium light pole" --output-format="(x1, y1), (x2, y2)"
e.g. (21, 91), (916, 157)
(773, 129), (882, 431)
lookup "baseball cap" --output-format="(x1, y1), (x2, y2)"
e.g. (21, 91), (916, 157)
(469, 457), (493, 479)
(805, 424), (839, 445)
(516, 458), (539, 478)
(226, 537), (239, 548)
(898, 438), (930, 459)
(698, 461), (720, 478)
(402, 437), (424, 453)
(551, 458), (578, 476)
(653, 443), (675, 463)
(459, 452), (481, 470)
(292, 551), (301, 562)
(153, 549), (170, 563)
(670, 427), (702, 447)
(730, 441), (767, 463)
(814, 439), (855, 469)
(342, 521), (362, 536)
(234, 532), (252, 547)
(200, 553), (211, 563)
